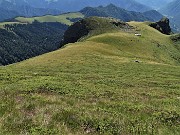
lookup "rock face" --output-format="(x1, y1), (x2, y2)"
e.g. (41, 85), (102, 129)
(149, 17), (171, 35)
(62, 17), (131, 45)
(62, 19), (90, 45)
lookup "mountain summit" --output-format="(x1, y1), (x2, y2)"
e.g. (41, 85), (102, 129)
(0, 0), (151, 12)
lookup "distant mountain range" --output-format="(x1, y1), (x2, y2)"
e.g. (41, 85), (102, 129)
(0, 0), (162, 23)
(0, 0), (179, 32)
(80, 4), (163, 22)
(160, 0), (180, 16)
(0, 8), (19, 21)
(159, 0), (180, 32)
(135, 0), (173, 9)
(0, 0), (61, 21)
(0, 0), (151, 12)
(46, 0), (152, 12)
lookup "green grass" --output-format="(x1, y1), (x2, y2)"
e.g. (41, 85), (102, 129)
(15, 12), (84, 25)
(0, 12), (84, 29)
(87, 22), (180, 65)
(0, 22), (180, 135)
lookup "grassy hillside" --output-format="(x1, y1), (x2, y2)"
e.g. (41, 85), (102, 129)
(62, 17), (132, 45)
(0, 21), (68, 66)
(0, 12), (84, 28)
(87, 21), (179, 65)
(0, 12), (83, 65)
(0, 21), (179, 135)
(15, 12), (84, 25)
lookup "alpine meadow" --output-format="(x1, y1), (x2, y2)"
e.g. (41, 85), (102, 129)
(0, 0), (179, 135)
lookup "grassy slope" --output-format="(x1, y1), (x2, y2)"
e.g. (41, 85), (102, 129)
(88, 22), (180, 65)
(0, 22), (179, 135)
(0, 12), (84, 28)
(15, 12), (84, 25)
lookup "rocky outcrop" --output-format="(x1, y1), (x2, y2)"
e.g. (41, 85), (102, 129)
(62, 17), (131, 45)
(149, 17), (171, 35)
(62, 19), (90, 45)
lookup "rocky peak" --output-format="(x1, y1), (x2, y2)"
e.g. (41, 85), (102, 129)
(149, 17), (171, 35)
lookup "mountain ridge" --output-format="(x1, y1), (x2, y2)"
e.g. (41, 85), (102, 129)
(0, 0), (151, 12)
(0, 7), (19, 21)
(0, 0), (62, 21)
(80, 4), (163, 22)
